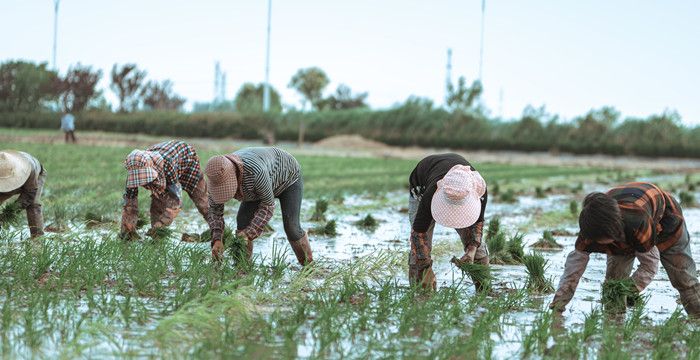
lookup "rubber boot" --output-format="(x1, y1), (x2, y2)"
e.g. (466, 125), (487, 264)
(679, 284), (700, 319)
(289, 232), (313, 266)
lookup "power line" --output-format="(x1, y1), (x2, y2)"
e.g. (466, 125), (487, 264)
(52, 0), (60, 70)
(478, 0), (485, 82)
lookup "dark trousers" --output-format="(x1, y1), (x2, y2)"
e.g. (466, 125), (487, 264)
(64, 131), (76, 143)
(236, 178), (305, 242)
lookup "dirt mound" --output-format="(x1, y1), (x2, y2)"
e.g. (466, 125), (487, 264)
(315, 135), (389, 150)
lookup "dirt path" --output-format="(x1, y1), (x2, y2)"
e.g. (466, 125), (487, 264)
(2, 131), (700, 172)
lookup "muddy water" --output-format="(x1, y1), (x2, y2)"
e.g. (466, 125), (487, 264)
(174, 187), (699, 357)
(173, 189), (700, 324)
(7, 184), (699, 358)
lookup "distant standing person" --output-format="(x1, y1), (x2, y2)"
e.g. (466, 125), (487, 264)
(119, 140), (209, 239)
(408, 153), (489, 290)
(205, 147), (313, 265)
(0, 150), (46, 238)
(550, 182), (700, 318)
(60, 112), (76, 143)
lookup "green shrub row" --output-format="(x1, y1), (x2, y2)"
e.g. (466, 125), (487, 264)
(2, 109), (700, 158)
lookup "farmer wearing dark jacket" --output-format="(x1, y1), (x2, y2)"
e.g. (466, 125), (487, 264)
(408, 153), (489, 290)
(550, 182), (700, 317)
(0, 150), (46, 238)
(205, 147), (312, 265)
(120, 140), (209, 239)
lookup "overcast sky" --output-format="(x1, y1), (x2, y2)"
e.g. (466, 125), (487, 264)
(2, 0), (699, 123)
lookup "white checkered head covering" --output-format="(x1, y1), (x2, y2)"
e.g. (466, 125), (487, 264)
(431, 165), (486, 228)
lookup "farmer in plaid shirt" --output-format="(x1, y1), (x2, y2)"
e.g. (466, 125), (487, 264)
(551, 182), (700, 317)
(119, 140), (209, 239)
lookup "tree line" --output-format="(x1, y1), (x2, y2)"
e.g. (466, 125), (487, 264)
(0, 60), (369, 115)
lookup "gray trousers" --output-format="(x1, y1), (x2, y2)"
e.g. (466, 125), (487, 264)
(408, 195), (489, 264)
(606, 224), (700, 316)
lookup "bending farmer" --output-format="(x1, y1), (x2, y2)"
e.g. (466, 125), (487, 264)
(551, 182), (700, 318)
(0, 150), (46, 238)
(408, 153), (489, 290)
(205, 147), (312, 265)
(120, 140), (209, 239)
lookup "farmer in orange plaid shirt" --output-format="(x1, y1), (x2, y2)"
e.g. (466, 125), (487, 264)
(551, 182), (700, 318)
(119, 140), (209, 239)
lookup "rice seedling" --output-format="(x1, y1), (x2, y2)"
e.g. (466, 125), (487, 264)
(0, 201), (22, 228)
(507, 232), (525, 262)
(226, 232), (251, 266)
(499, 189), (516, 203)
(136, 211), (148, 229)
(570, 182), (583, 194)
(569, 200), (579, 217)
(148, 227), (174, 241)
(679, 191), (696, 207)
(523, 253), (554, 294)
(530, 230), (564, 250)
(601, 278), (638, 313)
(311, 219), (337, 236)
(310, 198), (329, 221)
(486, 227), (524, 265)
(535, 186), (546, 198)
(354, 214), (378, 229)
(452, 262), (492, 292)
(491, 181), (500, 196)
(521, 309), (554, 358)
(44, 204), (68, 232)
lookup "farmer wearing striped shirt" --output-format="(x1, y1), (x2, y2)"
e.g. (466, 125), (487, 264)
(120, 140), (209, 239)
(408, 153), (489, 290)
(205, 147), (312, 265)
(551, 182), (700, 317)
(0, 150), (46, 238)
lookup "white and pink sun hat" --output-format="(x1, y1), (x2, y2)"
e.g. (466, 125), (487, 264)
(431, 165), (486, 229)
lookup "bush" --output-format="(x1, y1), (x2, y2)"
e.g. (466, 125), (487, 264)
(4, 107), (700, 158)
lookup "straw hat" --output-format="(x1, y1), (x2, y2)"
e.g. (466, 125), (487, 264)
(124, 150), (162, 188)
(205, 155), (238, 204)
(431, 165), (486, 229)
(0, 150), (32, 192)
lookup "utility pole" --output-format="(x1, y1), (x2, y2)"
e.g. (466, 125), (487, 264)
(214, 61), (221, 103)
(445, 48), (453, 102)
(52, 0), (60, 70)
(262, 0), (272, 112)
(478, 0), (485, 82)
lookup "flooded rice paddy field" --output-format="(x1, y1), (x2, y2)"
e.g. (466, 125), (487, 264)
(3, 174), (700, 359)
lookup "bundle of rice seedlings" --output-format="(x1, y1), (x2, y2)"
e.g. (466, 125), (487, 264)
(310, 199), (329, 221)
(44, 205), (69, 233)
(453, 260), (492, 292)
(523, 253), (555, 294)
(485, 217), (501, 242)
(531, 230), (564, 250)
(679, 191), (696, 207)
(507, 232), (525, 262)
(181, 233), (204, 242)
(136, 211), (149, 229)
(535, 186), (546, 198)
(199, 227), (236, 244)
(149, 227), (174, 240)
(601, 278), (638, 313)
(569, 200), (579, 217)
(0, 201), (22, 228)
(312, 219), (337, 236)
(487, 227), (524, 265)
(499, 189), (516, 203)
(226, 232), (250, 265)
(84, 211), (114, 227)
(355, 214), (378, 229)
